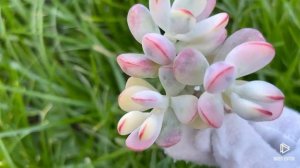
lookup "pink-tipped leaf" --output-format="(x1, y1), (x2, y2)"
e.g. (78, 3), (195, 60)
(117, 54), (159, 78)
(231, 92), (284, 121)
(118, 86), (152, 112)
(198, 92), (224, 128)
(225, 41), (275, 77)
(204, 61), (236, 93)
(127, 4), (160, 43)
(126, 111), (164, 151)
(131, 90), (168, 109)
(125, 128), (157, 151)
(214, 28), (266, 62)
(117, 111), (149, 135)
(138, 113), (161, 141)
(175, 13), (229, 43)
(142, 33), (176, 65)
(174, 48), (209, 85)
(232, 81), (284, 103)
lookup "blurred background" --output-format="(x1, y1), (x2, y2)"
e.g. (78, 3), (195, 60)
(0, 0), (299, 167)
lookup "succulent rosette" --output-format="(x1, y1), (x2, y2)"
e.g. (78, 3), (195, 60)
(116, 0), (285, 151)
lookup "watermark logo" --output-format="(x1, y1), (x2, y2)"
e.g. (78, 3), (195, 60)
(280, 143), (290, 155)
(273, 142), (295, 162)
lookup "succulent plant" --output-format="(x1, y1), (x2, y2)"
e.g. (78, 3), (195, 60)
(116, 0), (285, 151)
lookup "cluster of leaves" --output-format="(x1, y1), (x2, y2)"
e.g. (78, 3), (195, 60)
(0, 0), (299, 167)
(116, 0), (286, 152)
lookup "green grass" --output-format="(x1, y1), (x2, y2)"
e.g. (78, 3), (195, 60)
(0, 0), (299, 167)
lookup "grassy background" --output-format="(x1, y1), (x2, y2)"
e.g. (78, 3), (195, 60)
(0, 0), (299, 167)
